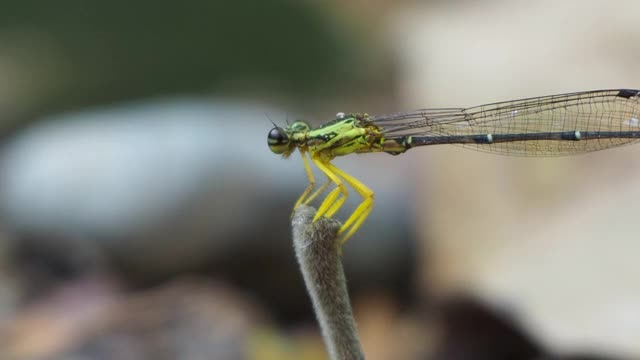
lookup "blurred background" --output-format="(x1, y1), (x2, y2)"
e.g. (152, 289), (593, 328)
(0, 0), (638, 359)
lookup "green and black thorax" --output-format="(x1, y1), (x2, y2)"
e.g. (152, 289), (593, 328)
(267, 112), (412, 159)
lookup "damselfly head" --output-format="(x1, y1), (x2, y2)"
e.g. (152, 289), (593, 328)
(267, 118), (310, 156)
(267, 126), (291, 155)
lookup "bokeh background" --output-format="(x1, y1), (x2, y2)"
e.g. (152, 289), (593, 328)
(0, 0), (639, 359)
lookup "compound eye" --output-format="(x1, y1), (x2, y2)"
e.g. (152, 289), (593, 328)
(268, 127), (287, 142)
(267, 127), (290, 154)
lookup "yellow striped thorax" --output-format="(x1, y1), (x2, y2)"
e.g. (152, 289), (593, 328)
(267, 113), (389, 159)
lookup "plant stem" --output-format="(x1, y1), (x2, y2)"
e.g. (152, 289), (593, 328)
(291, 205), (364, 360)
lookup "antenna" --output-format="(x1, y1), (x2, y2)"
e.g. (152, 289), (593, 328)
(264, 112), (278, 128)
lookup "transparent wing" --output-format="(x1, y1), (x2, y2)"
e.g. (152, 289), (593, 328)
(370, 89), (640, 156)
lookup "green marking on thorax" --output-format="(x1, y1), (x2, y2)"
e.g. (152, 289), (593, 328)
(286, 114), (413, 158)
(301, 115), (384, 158)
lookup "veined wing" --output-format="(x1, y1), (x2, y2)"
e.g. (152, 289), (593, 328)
(369, 89), (640, 156)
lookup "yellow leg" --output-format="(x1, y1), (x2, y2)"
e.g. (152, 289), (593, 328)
(339, 202), (373, 244)
(311, 157), (348, 222)
(325, 162), (375, 245)
(302, 176), (343, 217)
(305, 177), (344, 217)
(325, 191), (346, 217)
(304, 177), (330, 205)
(293, 151), (316, 209)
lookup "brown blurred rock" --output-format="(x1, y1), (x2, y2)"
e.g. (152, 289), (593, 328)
(429, 295), (624, 360)
(0, 277), (266, 360)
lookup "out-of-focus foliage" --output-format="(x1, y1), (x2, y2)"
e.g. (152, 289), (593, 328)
(0, 0), (364, 134)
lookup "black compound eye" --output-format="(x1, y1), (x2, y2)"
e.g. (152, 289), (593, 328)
(268, 127), (288, 144)
(268, 127), (290, 154)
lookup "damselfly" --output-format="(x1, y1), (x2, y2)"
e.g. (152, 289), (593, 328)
(268, 89), (640, 244)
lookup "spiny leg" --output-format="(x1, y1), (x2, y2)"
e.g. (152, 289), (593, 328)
(325, 162), (374, 244)
(339, 202), (373, 245)
(311, 157), (349, 222)
(304, 177), (344, 217)
(293, 150), (316, 209)
(304, 177), (330, 205)
(325, 187), (347, 218)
